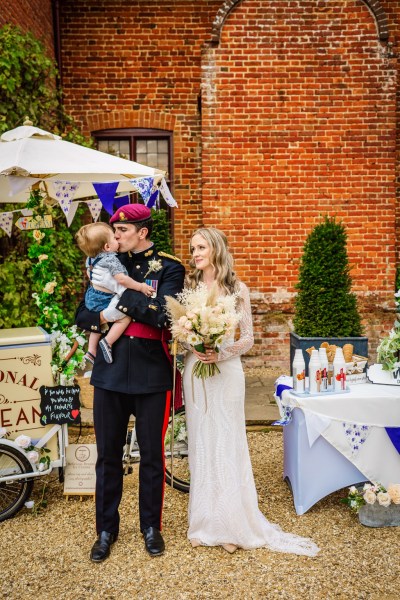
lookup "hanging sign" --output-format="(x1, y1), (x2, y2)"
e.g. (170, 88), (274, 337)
(39, 385), (81, 425)
(15, 215), (53, 230)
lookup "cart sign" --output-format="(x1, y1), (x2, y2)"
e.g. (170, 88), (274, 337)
(0, 327), (58, 459)
(39, 385), (81, 425)
(15, 215), (53, 230)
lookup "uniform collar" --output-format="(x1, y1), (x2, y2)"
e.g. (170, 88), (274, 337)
(127, 244), (155, 261)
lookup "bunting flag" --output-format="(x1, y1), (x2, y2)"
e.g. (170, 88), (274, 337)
(7, 176), (41, 197)
(129, 177), (154, 203)
(20, 209), (33, 216)
(0, 212), (14, 237)
(53, 180), (80, 219)
(114, 195), (129, 210)
(86, 199), (102, 222)
(159, 178), (178, 207)
(92, 181), (119, 215)
(66, 201), (80, 227)
(146, 187), (159, 209)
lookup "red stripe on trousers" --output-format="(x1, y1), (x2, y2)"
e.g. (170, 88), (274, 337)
(159, 390), (171, 531)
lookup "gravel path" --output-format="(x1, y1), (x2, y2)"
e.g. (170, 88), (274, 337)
(1, 430), (399, 599)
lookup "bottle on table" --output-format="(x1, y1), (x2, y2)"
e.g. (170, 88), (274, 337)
(292, 349), (306, 393)
(333, 347), (347, 391)
(308, 349), (321, 393)
(318, 347), (329, 392)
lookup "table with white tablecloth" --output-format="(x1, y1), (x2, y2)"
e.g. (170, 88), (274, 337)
(275, 380), (400, 515)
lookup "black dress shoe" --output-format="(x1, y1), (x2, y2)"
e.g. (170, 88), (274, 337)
(142, 527), (165, 556)
(90, 531), (118, 563)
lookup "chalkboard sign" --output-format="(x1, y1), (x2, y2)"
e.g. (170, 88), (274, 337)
(39, 385), (81, 425)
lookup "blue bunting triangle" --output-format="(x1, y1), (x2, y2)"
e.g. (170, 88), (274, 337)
(93, 182), (119, 215)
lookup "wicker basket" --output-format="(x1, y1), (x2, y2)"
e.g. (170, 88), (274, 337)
(76, 375), (94, 409)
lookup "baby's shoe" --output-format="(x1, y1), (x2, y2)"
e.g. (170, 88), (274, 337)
(99, 338), (113, 364)
(84, 351), (96, 365)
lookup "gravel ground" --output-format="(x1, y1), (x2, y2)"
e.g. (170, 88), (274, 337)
(1, 430), (399, 600)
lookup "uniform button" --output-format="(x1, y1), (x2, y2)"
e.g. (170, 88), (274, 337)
(123, 308), (128, 313)
(130, 336), (134, 339)
(118, 305), (123, 310)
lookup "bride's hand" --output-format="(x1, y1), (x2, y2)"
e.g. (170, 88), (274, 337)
(192, 347), (218, 363)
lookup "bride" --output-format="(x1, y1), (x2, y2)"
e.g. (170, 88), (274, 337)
(183, 227), (319, 557)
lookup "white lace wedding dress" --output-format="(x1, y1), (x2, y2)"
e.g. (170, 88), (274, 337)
(183, 282), (319, 556)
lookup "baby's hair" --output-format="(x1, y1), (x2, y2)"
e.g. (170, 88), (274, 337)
(75, 222), (114, 258)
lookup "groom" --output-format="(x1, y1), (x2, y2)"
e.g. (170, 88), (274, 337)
(75, 203), (185, 562)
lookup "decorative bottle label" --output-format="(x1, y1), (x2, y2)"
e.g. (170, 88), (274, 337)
(308, 350), (321, 394)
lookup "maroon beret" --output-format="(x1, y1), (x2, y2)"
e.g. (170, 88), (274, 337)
(110, 204), (151, 224)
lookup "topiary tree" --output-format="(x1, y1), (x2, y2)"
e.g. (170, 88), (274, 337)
(293, 216), (363, 337)
(150, 208), (173, 254)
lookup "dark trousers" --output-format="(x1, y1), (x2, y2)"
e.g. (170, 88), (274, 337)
(93, 387), (171, 534)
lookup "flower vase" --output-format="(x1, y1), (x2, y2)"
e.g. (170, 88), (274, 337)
(358, 503), (400, 527)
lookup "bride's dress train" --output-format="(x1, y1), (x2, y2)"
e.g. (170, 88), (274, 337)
(183, 283), (319, 557)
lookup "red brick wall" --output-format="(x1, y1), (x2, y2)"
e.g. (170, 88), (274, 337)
(201, 0), (399, 365)
(2, 0), (400, 369)
(59, 0), (220, 263)
(0, 0), (54, 57)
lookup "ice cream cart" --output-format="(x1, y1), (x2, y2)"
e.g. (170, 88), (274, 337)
(0, 326), (69, 521)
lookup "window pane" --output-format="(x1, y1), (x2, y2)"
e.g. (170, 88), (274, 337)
(157, 153), (169, 170)
(158, 140), (168, 153)
(98, 140), (108, 153)
(109, 141), (120, 155)
(147, 153), (158, 168)
(136, 153), (147, 165)
(120, 140), (130, 159)
(136, 140), (147, 154)
(147, 140), (157, 153)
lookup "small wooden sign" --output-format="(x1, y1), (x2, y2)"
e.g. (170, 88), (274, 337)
(64, 444), (97, 496)
(39, 385), (81, 425)
(15, 215), (53, 230)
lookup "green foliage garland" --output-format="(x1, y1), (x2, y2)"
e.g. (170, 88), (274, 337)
(24, 190), (86, 384)
(293, 216), (363, 337)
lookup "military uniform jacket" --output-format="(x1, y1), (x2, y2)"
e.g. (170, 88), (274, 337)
(75, 246), (185, 395)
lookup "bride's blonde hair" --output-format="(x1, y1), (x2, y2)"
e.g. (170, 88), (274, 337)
(186, 227), (239, 295)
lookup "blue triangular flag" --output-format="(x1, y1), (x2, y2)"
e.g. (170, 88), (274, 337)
(93, 182), (119, 215)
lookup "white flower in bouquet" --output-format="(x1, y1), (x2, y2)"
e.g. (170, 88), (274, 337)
(15, 435), (31, 449)
(165, 283), (241, 379)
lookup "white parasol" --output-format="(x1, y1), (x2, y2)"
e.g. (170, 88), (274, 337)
(0, 124), (164, 204)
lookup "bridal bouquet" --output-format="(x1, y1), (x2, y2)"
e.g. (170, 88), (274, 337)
(165, 283), (241, 379)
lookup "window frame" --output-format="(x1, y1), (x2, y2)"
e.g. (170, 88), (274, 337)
(92, 127), (175, 237)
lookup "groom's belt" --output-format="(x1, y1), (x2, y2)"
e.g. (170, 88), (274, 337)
(124, 321), (171, 341)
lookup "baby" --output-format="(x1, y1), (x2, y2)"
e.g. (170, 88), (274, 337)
(75, 222), (154, 364)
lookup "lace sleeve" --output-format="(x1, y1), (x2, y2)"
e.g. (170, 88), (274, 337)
(218, 282), (254, 362)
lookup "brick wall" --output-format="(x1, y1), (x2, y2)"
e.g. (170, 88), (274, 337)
(201, 0), (399, 366)
(1, 0), (54, 57)
(2, 0), (400, 369)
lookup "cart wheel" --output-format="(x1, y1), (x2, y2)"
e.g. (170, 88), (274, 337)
(0, 444), (34, 522)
